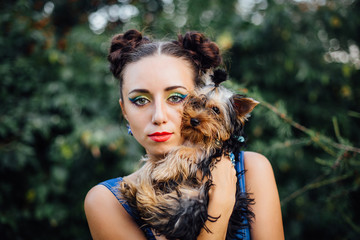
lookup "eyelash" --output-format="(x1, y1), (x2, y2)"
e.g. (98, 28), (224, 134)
(129, 96), (150, 106)
(168, 93), (187, 104)
(129, 93), (187, 107)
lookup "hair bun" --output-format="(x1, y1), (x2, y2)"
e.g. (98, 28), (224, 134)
(176, 32), (221, 72)
(108, 29), (150, 78)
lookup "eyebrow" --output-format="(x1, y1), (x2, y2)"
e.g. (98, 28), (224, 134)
(128, 86), (187, 95)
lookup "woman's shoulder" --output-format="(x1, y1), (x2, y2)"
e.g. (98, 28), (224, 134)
(242, 151), (277, 195)
(242, 151), (285, 239)
(84, 174), (147, 239)
(243, 151), (273, 172)
(85, 179), (122, 206)
(84, 173), (137, 216)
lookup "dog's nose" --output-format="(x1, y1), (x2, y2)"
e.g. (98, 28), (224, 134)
(190, 118), (200, 127)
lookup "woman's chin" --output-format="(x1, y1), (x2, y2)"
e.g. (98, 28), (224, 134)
(146, 145), (176, 159)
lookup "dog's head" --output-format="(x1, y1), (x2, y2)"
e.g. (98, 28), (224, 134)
(181, 85), (258, 150)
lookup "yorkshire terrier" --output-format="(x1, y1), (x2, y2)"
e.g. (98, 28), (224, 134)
(120, 70), (259, 240)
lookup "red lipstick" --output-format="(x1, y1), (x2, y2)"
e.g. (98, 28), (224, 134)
(148, 132), (173, 142)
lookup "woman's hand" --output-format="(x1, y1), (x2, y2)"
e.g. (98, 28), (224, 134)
(197, 154), (237, 239)
(208, 155), (237, 212)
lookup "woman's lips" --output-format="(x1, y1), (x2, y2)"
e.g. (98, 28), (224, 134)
(148, 132), (173, 142)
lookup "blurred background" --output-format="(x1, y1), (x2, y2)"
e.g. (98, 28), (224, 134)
(1, 0), (359, 239)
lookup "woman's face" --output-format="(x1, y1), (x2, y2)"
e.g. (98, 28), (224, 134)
(120, 55), (195, 159)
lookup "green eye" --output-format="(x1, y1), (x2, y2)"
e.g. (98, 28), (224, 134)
(168, 93), (188, 104)
(129, 96), (150, 106)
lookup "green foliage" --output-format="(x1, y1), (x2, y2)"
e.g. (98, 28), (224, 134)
(1, 0), (359, 239)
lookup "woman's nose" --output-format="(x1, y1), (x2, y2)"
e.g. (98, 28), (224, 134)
(152, 100), (168, 125)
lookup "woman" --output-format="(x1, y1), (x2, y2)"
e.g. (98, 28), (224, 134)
(84, 29), (284, 240)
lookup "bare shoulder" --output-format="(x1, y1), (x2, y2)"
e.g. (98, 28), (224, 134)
(242, 151), (276, 194)
(84, 184), (146, 240)
(243, 151), (273, 172)
(242, 151), (285, 239)
(85, 184), (116, 208)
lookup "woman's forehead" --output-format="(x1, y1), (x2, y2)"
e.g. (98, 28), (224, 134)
(122, 55), (195, 93)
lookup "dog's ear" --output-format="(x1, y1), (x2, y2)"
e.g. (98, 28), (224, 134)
(231, 95), (259, 120)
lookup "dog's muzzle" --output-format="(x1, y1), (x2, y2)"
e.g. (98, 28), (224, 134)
(190, 118), (200, 127)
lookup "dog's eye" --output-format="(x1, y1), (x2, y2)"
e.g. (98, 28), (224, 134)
(212, 107), (220, 114)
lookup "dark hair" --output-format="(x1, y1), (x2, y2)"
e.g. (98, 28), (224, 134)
(108, 29), (222, 99)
